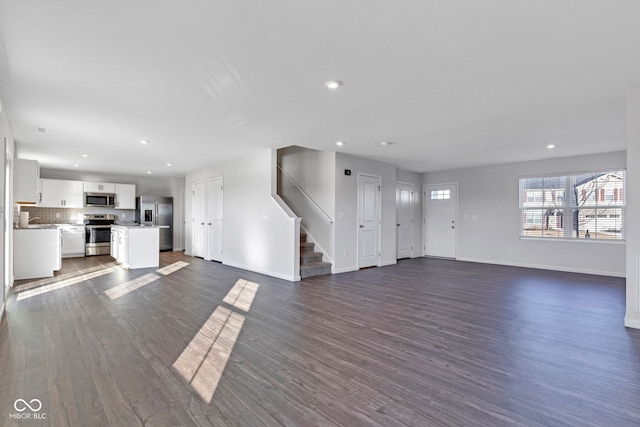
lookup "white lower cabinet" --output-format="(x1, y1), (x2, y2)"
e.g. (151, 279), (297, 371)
(111, 226), (158, 269)
(14, 228), (61, 280)
(61, 225), (85, 258)
(111, 229), (119, 261)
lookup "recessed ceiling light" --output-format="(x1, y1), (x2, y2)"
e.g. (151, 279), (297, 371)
(146, 171), (152, 174)
(140, 140), (150, 144)
(547, 144), (556, 149)
(335, 141), (345, 146)
(73, 164), (80, 168)
(325, 80), (343, 89)
(166, 163), (172, 167)
(381, 141), (394, 146)
(81, 154), (89, 157)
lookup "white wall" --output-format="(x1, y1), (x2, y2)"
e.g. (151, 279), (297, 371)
(278, 146), (336, 215)
(185, 149), (299, 281)
(0, 107), (8, 317)
(397, 169), (423, 258)
(1, 103), (15, 318)
(626, 90), (640, 328)
(424, 151), (626, 277)
(334, 153), (397, 272)
(169, 178), (185, 251)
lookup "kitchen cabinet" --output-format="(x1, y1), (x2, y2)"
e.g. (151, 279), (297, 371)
(14, 159), (40, 204)
(84, 182), (116, 193)
(111, 227), (124, 262)
(14, 227), (61, 279)
(111, 225), (158, 269)
(115, 184), (136, 209)
(40, 179), (84, 208)
(60, 225), (85, 258)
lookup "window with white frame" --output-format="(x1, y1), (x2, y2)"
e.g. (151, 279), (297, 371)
(519, 170), (625, 240)
(430, 189), (450, 200)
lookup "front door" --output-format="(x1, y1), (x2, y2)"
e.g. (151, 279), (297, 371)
(358, 174), (381, 268)
(396, 182), (414, 259)
(192, 180), (206, 258)
(206, 177), (223, 262)
(424, 183), (457, 258)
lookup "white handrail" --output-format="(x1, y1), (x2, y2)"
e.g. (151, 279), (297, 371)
(277, 164), (333, 224)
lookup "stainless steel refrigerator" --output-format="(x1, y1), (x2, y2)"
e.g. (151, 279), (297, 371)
(136, 196), (173, 251)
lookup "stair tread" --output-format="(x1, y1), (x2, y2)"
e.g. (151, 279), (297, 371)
(298, 232), (330, 278)
(300, 261), (332, 268)
(300, 261), (332, 278)
(301, 251), (323, 257)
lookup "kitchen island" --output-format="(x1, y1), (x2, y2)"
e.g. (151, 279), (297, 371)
(14, 226), (61, 280)
(111, 225), (159, 269)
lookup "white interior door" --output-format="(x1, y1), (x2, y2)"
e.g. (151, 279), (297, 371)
(192, 180), (206, 258)
(358, 174), (381, 268)
(424, 183), (457, 258)
(206, 177), (223, 262)
(396, 182), (414, 259)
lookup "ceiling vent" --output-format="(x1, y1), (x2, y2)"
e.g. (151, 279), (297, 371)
(34, 126), (47, 133)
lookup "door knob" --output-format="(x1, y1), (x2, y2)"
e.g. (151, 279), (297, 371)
(451, 226), (455, 229)
(359, 225), (364, 228)
(397, 224), (400, 226)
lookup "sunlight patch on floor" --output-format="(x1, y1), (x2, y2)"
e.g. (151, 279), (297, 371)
(222, 279), (260, 312)
(172, 278), (260, 403)
(157, 261), (190, 276)
(172, 305), (245, 403)
(105, 273), (161, 300)
(16, 266), (120, 301)
(14, 262), (120, 292)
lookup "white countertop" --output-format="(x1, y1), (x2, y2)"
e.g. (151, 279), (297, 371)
(15, 224), (60, 230)
(112, 224), (164, 229)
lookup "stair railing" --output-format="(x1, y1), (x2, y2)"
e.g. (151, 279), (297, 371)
(277, 164), (333, 224)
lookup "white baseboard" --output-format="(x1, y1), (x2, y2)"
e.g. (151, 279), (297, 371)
(223, 260), (300, 282)
(624, 315), (640, 329)
(332, 266), (359, 274)
(456, 257), (625, 278)
(380, 259), (397, 267)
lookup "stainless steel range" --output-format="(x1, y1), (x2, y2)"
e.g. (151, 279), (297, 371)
(84, 214), (115, 256)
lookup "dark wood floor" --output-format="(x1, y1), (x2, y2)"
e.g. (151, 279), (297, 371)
(1, 253), (639, 426)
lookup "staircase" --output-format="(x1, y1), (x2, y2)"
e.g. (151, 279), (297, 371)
(300, 233), (332, 278)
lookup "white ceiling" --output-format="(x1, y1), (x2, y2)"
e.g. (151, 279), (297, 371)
(1, 1), (639, 177)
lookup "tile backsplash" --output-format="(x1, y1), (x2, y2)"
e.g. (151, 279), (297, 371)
(16, 206), (136, 226)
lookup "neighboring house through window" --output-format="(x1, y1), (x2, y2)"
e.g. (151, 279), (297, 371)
(519, 171), (625, 240)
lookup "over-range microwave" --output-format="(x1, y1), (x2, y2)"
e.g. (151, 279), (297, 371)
(85, 193), (116, 207)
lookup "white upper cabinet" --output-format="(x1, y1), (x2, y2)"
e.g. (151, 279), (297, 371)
(115, 184), (136, 209)
(40, 179), (84, 208)
(14, 159), (40, 204)
(84, 182), (116, 193)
